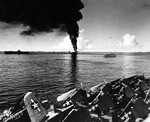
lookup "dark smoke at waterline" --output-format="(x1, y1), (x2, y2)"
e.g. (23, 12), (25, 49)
(0, 0), (84, 51)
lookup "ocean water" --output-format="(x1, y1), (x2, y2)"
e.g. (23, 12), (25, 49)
(0, 52), (150, 112)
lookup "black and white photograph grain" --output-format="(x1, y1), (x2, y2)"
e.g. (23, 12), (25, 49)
(0, 0), (150, 122)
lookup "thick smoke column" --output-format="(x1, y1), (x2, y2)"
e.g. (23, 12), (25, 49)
(0, 0), (84, 52)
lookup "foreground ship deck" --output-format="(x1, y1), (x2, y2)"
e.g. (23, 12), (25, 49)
(1, 74), (150, 122)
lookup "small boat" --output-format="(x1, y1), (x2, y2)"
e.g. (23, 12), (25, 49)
(4, 50), (30, 54)
(104, 53), (116, 58)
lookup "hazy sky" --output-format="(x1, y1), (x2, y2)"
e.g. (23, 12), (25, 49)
(1, 0), (150, 52)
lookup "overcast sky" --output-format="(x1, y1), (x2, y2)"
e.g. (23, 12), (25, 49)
(1, 0), (150, 52)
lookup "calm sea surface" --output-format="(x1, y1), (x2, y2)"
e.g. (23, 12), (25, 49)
(0, 52), (150, 112)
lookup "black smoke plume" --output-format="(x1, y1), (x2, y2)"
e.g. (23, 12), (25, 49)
(0, 0), (84, 51)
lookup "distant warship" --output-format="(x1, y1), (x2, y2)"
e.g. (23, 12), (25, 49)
(4, 50), (30, 54)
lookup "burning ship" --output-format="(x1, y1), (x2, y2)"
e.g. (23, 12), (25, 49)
(1, 74), (150, 122)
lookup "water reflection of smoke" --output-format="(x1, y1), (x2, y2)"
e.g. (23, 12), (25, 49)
(69, 52), (78, 82)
